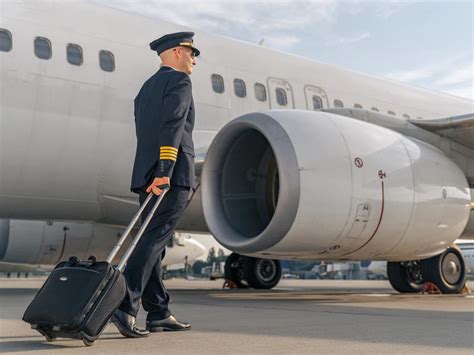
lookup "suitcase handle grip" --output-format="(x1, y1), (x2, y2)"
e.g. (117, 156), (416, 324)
(106, 189), (169, 269)
(67, 256), (78, 266)
(87, 255), (97, 266)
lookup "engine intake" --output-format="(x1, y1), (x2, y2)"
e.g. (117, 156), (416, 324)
(202, 114), (299, 253)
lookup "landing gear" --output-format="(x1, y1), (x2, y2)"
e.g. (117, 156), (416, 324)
(224, 253), (247, 288)
(387, 246), (467, 294)
(387, 261), (424, 293)
(243, 257), (282, 289)
(224, 253), (282, 289)
(420, 246), (466, 294)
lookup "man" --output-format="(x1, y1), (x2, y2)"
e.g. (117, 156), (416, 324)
(112, 32), (199, 338)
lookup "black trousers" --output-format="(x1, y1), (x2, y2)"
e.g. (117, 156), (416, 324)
(119, 186), (190, 320)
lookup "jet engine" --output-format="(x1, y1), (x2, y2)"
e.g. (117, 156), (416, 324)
(201, 110), (471, 261)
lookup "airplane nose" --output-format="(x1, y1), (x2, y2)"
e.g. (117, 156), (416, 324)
(188, 239), (206, 259)
(196, 242), (206, 256)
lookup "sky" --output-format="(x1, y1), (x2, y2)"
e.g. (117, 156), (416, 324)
(93, 0), (474, 100)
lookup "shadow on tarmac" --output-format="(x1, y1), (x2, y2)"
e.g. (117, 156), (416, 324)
(0, 333), (123, 353)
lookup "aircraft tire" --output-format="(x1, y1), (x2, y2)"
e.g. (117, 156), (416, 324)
(243, 257), (281, 289)
(420, 246), (466, 294)
(224, 253), (247, 288)
(387, 261), (424, 293)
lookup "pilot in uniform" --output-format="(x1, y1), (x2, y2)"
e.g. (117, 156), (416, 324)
(112, 32), (199, 338)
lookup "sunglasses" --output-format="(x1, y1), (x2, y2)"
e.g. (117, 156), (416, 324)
(174, 47), (196, 58)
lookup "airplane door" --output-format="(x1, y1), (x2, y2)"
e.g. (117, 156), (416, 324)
(267, 78), (294, 109)
(304, 85), (329, 110)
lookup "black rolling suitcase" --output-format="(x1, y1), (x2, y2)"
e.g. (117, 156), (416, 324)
(23, 190), (168, 346)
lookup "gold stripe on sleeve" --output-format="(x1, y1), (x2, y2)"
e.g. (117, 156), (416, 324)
(160, 155), (177, 161)
(160, 150), (178, 155)
(160, 146), (178, 152)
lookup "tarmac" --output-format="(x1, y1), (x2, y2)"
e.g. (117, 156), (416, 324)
(0, 278), (473, 354)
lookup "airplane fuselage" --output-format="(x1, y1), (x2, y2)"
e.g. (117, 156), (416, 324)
(1, 2), (473, 261)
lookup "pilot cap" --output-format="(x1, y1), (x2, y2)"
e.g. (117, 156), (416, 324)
(149, 31), (200, 57)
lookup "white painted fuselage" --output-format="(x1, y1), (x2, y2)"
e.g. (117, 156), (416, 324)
(0, 1), (473, 263)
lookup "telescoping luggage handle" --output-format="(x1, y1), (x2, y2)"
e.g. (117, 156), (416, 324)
(106, 188), (169, 272)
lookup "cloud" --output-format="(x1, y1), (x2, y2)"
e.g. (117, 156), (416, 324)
(382, 68), (435, 83)
(373, 1), (405, 19)
(334, 0), (406, 19)
(329, 31), (371, 46)
(379, 59), (473, 100)
(93, 0), (338, 31)
(434, 63), (473, 86)
(92, 0), (338, 51)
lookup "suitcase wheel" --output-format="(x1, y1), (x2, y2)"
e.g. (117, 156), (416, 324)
(45, 335), (56, 342)
(83, 339), (94, 346)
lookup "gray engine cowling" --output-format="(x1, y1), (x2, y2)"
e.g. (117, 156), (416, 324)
(201, 110), (471, 261)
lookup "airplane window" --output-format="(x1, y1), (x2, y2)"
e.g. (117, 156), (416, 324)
(371, 107), (379, 112)
(0, 29), (12, 52)
(312, 95), (323, 110)
(388, 111), (395, 115)
(333, 99), (344, 108)
(403, 114), (410, 119)
(34, 37), (52, 60)
(276, 88), (287, 106)
(254, 83), (267, 101)
(234, 79), (246, 98)
(99, 50), (115, 72)
(67, 44), (83, 66)
(211, 74), (224, 93)
(354, 104), (363, 109)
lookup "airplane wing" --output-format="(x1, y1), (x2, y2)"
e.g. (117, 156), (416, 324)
(408, 113), (474, 149)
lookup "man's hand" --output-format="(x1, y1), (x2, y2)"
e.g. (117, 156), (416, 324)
(146, 177), (170, 196)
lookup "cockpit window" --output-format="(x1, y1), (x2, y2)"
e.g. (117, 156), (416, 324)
(99, 50), (115, 72)
(0, 29), (12, 52)
(67, 44), (83, 66)
(34, 37), (52, 60)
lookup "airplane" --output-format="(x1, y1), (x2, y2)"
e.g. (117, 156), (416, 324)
(0, 1), (473, 294)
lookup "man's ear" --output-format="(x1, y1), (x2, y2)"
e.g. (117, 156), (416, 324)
(173, 47), (181, 59)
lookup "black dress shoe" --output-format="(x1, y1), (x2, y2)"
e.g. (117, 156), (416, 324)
(146, 315), (191, 332)
(112, 309), (150, 338)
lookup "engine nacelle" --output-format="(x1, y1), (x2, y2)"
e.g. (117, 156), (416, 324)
(201, 110), (471, 261)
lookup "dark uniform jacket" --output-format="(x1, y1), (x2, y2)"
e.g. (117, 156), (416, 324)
(131, 66), (195, 193)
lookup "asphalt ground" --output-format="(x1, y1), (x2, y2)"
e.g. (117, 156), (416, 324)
(0, 278), (473, 354)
